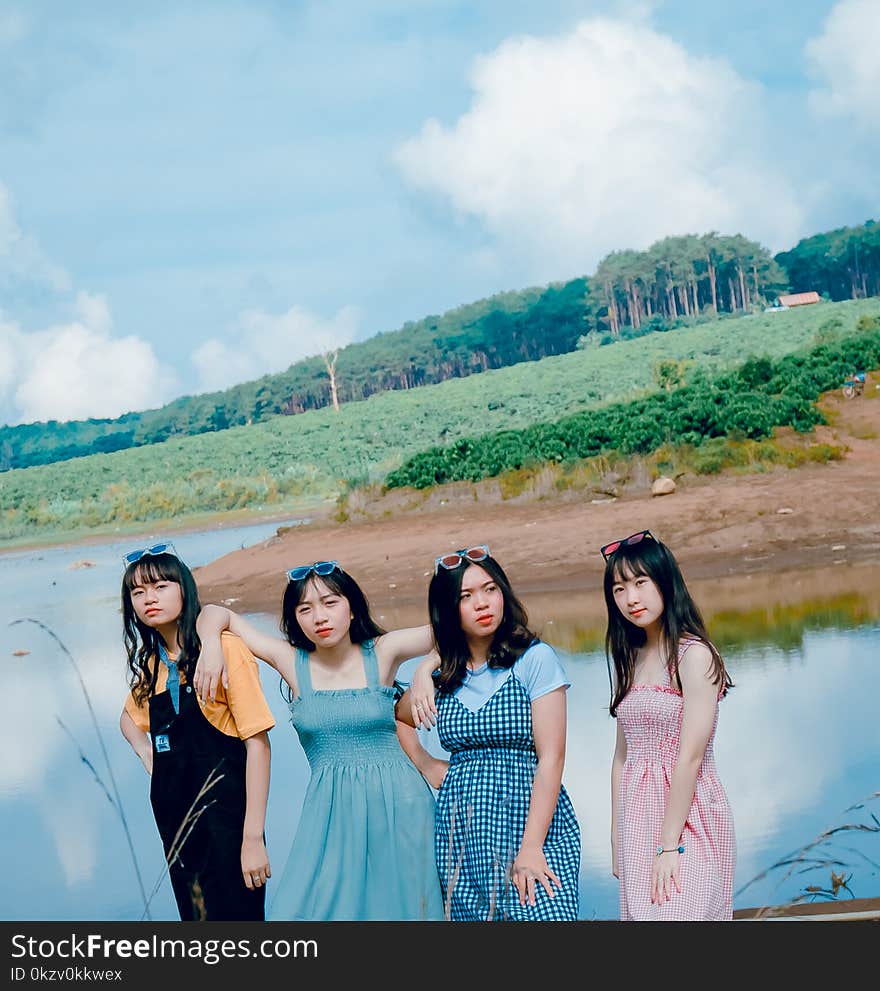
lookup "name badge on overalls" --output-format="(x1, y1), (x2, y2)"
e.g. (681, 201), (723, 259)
(155, 734), (171, 753)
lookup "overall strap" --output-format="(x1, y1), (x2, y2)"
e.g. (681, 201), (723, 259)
(295, 648), (314, 696)
(157, 643), (180, 714)
(360, 639), (380, 688)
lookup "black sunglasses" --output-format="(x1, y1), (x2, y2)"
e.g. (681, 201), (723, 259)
(599, 530), (655, 561)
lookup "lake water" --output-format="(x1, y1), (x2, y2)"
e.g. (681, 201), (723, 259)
(1, 521), (878, 921)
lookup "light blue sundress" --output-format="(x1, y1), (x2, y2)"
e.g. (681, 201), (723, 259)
(268, 640), (444, 921)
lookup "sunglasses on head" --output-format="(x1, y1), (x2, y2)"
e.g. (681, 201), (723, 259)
(433, 545), (490, 576)
(286, 560), (340, 582)
(600, 530), (655, 561)
(123, 542), (178, 567)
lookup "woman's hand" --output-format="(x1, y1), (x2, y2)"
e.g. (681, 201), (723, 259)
(421, 755), (449, 791)
(650, 849), (682, 905)
(512, 846), (561, 908)
(410, 654), (439, 728)
(241, 836), (271, 891)
(193, 605), (232, 702)
(193, 638), (227, 703)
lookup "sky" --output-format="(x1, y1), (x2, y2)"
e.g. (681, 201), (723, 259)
(0, 0), (878, 427)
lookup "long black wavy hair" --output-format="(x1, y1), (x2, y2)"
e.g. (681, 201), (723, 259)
(603, 536), (732, 717)
(122, 552), (202, 706)
(428, 552), (536, 694)
(280, 565), (386, 652)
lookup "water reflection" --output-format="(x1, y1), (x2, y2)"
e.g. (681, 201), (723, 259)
(0, 535), (878, 921)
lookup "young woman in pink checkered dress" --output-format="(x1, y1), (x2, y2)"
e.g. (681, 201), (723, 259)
(602, 530), (735, 920)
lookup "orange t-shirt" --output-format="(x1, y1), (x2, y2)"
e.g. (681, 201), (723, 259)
(124, 631), (275, 740)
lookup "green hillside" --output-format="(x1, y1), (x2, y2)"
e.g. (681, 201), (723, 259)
(5, 218), (876, 474)
(387, 318), (880, 489)
(1, 296), (876, 543)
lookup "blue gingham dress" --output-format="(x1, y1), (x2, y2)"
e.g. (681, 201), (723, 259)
(434, 648), (581, 921)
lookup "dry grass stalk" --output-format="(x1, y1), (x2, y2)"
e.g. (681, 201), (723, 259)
(736, 790), (880, 918)
(140, 764), (225, 921)
(443, 798), (474, 921)
(11, 618), (153, 918)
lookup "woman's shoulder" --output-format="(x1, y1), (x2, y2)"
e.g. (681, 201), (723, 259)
(512, 639), (569, 698)
(516, 638), (560, 662)
(514, 639), (567, 676)
(677, 638), (722, 689)
(219, 630), (252, 656)
(678, 635), (714, 656)
(131, 653), (159, 681)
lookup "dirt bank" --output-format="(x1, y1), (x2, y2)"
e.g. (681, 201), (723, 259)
(194, 384), (880, 625)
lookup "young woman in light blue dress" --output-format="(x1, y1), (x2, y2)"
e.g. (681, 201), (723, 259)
(193, 561), (446, 921)
(398, 545), (581, 921)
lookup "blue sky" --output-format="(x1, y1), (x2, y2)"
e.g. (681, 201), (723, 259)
(0, 0), (877, 425)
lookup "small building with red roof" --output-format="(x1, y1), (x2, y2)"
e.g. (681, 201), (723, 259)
(777, 291), (821, 307)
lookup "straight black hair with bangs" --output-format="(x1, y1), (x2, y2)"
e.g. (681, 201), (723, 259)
(428, 553), (536, 694)
(121, 552), (202, 705)
(280, 566), (386, 652)
(603, 537), (733, 716)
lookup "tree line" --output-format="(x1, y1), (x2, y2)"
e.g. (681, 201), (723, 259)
(2, 218), (877, 473)
(776, 219), (880, 302)
(585, 233), (787, 341)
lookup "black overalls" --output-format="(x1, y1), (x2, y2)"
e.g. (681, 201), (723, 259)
(147, 660), (265, 921)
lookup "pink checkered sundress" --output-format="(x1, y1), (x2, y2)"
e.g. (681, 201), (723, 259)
(616, 637), (735, 920)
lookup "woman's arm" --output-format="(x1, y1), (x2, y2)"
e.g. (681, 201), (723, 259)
(400, 651), (441, 728)
(393, 651), (440, 730)
(194, 604), (297, 701)
(374, 624), (434, 681)
(120, 709), (153, 776)
(650, 642), (719, 906)
(395, 720), (448, 790)
(193, 604), (234, 700)
(395, 687), (417, 728)
(240, 731), (272, 891)
(610, 719), (627, 879)
(511, 686), (568, 908)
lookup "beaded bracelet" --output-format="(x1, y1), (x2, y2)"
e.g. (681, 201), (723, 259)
(655, 845), (685, 856)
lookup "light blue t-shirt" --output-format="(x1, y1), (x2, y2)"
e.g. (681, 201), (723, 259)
(400, 639), (567, 712)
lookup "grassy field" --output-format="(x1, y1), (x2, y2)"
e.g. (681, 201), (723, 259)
(2, 297), (878, 543)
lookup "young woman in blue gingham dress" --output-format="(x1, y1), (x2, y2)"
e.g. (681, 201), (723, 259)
(398, 545), (581, 921)
(433, 649), (581, 920)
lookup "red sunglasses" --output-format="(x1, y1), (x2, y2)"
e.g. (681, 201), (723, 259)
(434, 545), (490, 576)
(600, 529), (655, 561)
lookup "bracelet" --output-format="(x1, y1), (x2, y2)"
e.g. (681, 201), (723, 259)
(655, 845), (685, 856)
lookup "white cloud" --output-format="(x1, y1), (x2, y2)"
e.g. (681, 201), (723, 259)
(806, 0), (880, 130)
(394, 16), (805, 277)
(1, 292), (175, 424)
(192, 303), (360, 393)
(0, 185), (176, 425)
